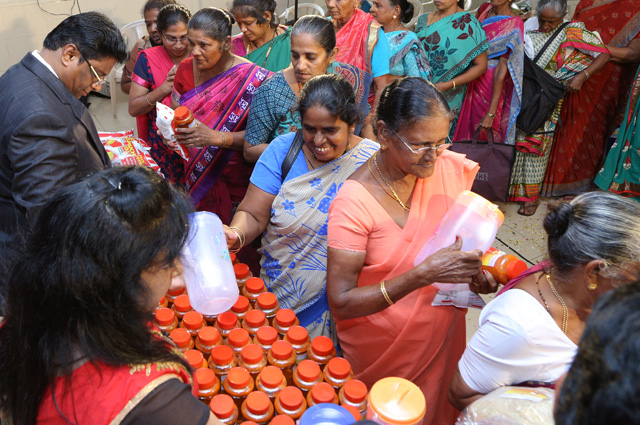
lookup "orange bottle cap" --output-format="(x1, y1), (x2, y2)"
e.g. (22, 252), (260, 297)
(231, 296), (250, 313)
(245, 310), (267, 328)
(241, 344), (264, 364)
(230, 252), (237, 263)
(216, 311), (238, 330)
(259, 366), (284, 388)
(173, 294), (191, 312)
(270, 340), (293, 360)
(245, 277), (265, 294)
(174, 106), (191, 121)
(184, 349), (204, 369)
(227, 367), (251, 389)
(311, 336), (334, 356)
(228, 328), (250, 348)
(368, 377), (426, 424)
(257, 292), (277, 310)
(211, 345), (234, 365)
(210, 394), (235, 419)
(507, 260), (528, 280)
(256, 326), (278, 345)
(240, 422), (258, 425)
(327, 357), (351, 380)
(275, 309), (297, 327)
(169, 328), (191, 348)
(286, 326), (308, 345)
(311, 382), (336, 404)
(182, 311), (204, 329)
(296, 359), (321, 382)
(278, 386), (303, 410)
(158, 296), (166, 305)
(234, 263), (250, 279)
(198, 326), (221, 345)
(342, 404), (362, 421)
(343, 379), (367, 403)
(167, 287), (185, 296)
(154, 308), (175, 326)
(270, 415), (295, 425)
(195, 368), (217, 389)
(246, 391), (271, 415)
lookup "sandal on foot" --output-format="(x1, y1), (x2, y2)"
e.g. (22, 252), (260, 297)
(517, 201), (540, 216)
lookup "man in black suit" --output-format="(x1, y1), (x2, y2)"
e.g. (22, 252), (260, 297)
(0, 12), (127, 242)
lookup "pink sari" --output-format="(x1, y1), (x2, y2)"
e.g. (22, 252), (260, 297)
(334, 9), (380, 75)
(328, 151), (479, 425)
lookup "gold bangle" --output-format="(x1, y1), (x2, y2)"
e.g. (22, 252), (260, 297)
(452, 79), (456, 90)
(487, 112), (496, 118)
(220, 132), (228, 149)
(583, 70), (590, 79)
(145, 92), (154, 106)
(380, 281), (394, 306)
(228, 226), (246, 252)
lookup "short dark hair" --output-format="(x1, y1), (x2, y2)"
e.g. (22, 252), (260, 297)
(188, 7), (236, 42)
(0, 166), (193, 425)
(291, 15), (336, 54)
(43, 11), (128, 64)
(377, 77), (451, 133)
(231, 0), (278, 28)
(555, 280), (640, 425)
(388, 0), (415, 23)
(143, 0), (176, 14)
(157, 4), (192, 35)
(298, 74), (360, 127)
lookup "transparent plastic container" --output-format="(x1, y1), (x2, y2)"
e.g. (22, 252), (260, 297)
(299, 404), (355, 425)
(323, 357), (353, 392)
(241, 391), (274, 424)
(256, 366), (287, 401)
(181, 212), (239, 315)
(366, 377), (426, 425)
(210, 394), (239, 424)
(307, 382), (339, 407)
(169, 328), (193, 353)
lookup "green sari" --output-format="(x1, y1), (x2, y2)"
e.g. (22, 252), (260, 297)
(246, 27), (292, 72)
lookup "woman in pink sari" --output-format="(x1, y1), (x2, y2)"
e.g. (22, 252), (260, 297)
(327, 78), (497, 425)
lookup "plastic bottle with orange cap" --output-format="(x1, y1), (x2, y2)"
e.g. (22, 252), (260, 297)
(216, 311), (240, 341)
(256, 292), (280, 325)
(240, 391), (274, 424)
(169, 328), (194, 353)
(231, 296), (253, 321)
(339, 379), (368, 417)
(242, 277), (267, 307)
(164, 286), (185, 306)
(154, 308), (179, 333)
(292, 359), (323, 396)
(306, 382), (339, 407)
(480, 247), (528, 284)
(228, 328), (251, 359)
(267, 340), (297, 385)
(274, 386), (307, 420)
(210, 394), (239, 424)
(173, 106), (196, 129)
(253, 326), (279, 353)
(255, 366), (287, 401)
(172, 294), (193, 322)
(195, 326), (223, 360)
(323, 357), (353, 392)
(307, 336), (336, 370)
(239, 344), (268, 379)
(273, 309), (300, 338)
(242, 310), (268, 336)
(234, 263), (252, 290)
(209, 345), (237, 382)
(195, 368), (220, 405)
(156, 296), (168, 310)
(180, 311), (206, 337)
(223, 367), (255, 410)
(284, 326), (310, 363)
(185, 349), (208, 369)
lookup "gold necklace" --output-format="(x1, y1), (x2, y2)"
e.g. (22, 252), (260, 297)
(371, 152), (410, 210)
(546, 273), (569, 335)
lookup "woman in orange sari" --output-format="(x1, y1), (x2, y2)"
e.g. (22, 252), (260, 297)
(327, 78), (497, 425)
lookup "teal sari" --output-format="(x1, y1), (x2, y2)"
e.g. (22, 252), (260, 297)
(247, 27), (292, 72)
(387, 30), (431, 79)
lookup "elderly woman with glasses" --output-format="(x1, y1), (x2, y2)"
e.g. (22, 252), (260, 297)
(326, 77), (497, 425)
(129, 4), (192, 184)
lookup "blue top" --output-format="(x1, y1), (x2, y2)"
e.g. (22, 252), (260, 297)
(371, 27), (391, 78)
(250, 132), (308, 195)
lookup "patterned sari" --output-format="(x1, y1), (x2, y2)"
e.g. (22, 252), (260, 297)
(172, 58), (270, 223)
(415, 12), (489, 133)
(335, 9), (380, 76)
(387, 30), (431, 79)
(231, 26), (292, 72)
(595, 64), (640, 201)
(131, 46), (185, 184)
(508, 23), (608, 202)
(542, 0), (640, 196)
(260, 136), (378, 341)
(453, 6), (524, 144)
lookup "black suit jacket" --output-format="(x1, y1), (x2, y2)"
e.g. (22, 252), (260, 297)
(0, 53), (110, 238)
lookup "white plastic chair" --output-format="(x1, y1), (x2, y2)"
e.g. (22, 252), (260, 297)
(108, 19), (147, 118)
(279, 3), (326, 22)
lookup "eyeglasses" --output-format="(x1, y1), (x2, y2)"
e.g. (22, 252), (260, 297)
(163, 34), (189, 45)
(391, 129), (452, 155)
(76, 48), (107, 87)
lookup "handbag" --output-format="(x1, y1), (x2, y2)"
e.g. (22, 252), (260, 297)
(516, 22), (569, 134)
(281, 129), (305, 181)
(450, 129), (516, 202)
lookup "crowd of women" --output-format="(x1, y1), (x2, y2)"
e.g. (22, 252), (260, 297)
(1, 0), (639, 423)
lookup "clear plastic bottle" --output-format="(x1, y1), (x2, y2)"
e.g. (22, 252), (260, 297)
(253, 326), (278, 353)
(270, 415), (295, 425)
(242, 310), (267, 337)
(223, 367), (255, 411)
(154, 308), (178, 333)
(323, 357), (353, 392)
(307, 336), (336, 370)
(234, 263), (252, 290)
(180, 310), (206, 337)
(196, 367), (220, 405)
(239, 344), (267, 380)
(255, 366), (287, 401)
(169, 327), (194, 353)
(216, 311), (240, 341)
(480, 247), (528, 285)
(228, 328), (251, 359)
(231, 295), (252, 322)
(284, 326), (310, 363)
(195, 326), (223, 360)
(267, 340), (297, 386)
(185, 349), (208, 370)
(242, 277), (267, 307)
(210, 345), (237, 382)
(339, 379), (368, 418)
(274, 386), (307, 420)
(273, 309), (299, 338)
(292, 359), (322, 397)
(210, 394), (239, 424)
(256, 292), (280, 325)
(307, 382), (339, 407)
(164, 287), (185, 306)
(172, 294), (193, 322)
(240, 391), (274, 424)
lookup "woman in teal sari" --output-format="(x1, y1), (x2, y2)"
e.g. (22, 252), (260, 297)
(415, 0), (489, 133)
(231, 0), (291, 72)
(370, 0), (431, 80)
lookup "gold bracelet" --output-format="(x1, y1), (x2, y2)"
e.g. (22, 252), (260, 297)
(145, 92), (154, 106)
(452, 79), (456, 90)
(220, 132), (228, 149)
(487, 112), (496, 118)
(228, 226), (246, 253)
(583, 70), (590, 79)
(380, 281), (394, 306)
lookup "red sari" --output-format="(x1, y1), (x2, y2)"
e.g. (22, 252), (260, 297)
(334, 9), (381, 76)
(542, 0), (640, 196)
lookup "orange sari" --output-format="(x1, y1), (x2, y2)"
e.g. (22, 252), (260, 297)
(327, 151), (478, 425)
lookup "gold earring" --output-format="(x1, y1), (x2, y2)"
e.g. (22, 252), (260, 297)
(587, 282), (598, 291)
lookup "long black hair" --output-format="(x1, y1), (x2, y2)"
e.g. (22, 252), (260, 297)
(231, 0), (279, 29)
(0, 166), (193, 425)
(299, 74), (360, 127)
